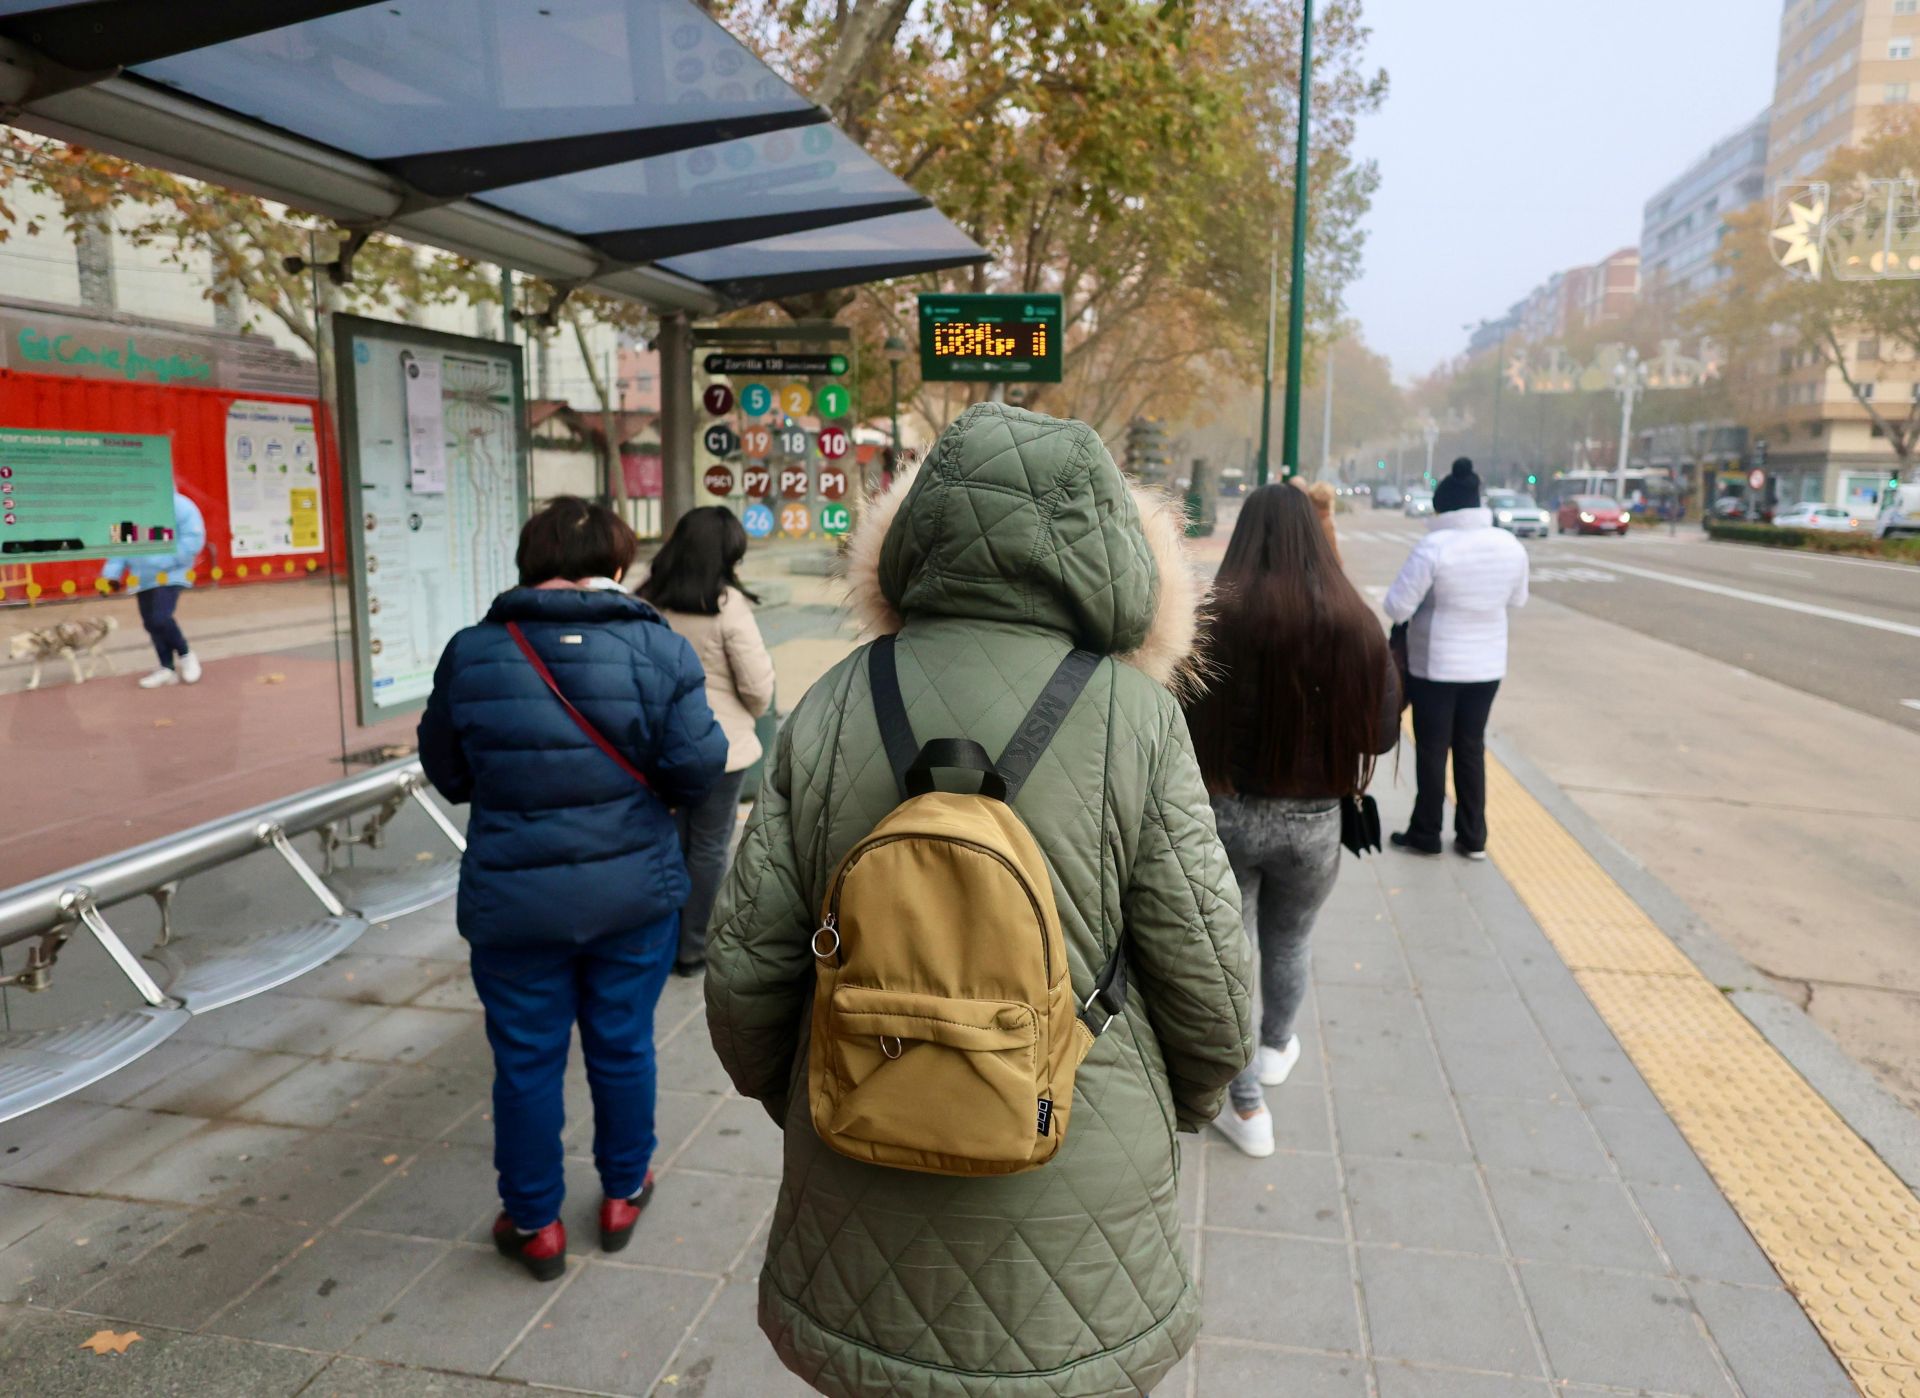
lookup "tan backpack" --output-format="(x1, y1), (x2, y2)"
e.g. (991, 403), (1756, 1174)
(807, 636), (1127, 1176)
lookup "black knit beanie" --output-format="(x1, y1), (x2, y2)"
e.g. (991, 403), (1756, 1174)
(1433, 457), (1480, 513)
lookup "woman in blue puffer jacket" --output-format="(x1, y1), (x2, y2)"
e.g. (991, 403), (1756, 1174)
(418, 496), (727, 1282)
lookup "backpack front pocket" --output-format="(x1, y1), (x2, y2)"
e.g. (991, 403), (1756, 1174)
(826, 984), (1040, 1163)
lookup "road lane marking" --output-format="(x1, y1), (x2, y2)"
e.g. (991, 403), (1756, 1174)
(1748, 562), (1814, 578)
(1904, 699), (1920, 712)
(1572, 558), (1920, 639)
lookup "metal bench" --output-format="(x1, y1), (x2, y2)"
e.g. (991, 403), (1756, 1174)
(0, 760), (464, 1122)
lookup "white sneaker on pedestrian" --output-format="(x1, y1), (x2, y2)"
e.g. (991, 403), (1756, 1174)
(178, 651), (202, 684)
(1255, 1037), (1302, 1086)
(138, 667), (179, 689)
(1212, 1102), (1275, 1158)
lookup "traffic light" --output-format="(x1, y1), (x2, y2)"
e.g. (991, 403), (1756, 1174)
(1526, 473), (1538, 485)
(1124, 417), (1170, 483)
(1376, 459), (1387, 471)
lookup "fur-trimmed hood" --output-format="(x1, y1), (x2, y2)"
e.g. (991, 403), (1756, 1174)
(843, 404), (1200, 691)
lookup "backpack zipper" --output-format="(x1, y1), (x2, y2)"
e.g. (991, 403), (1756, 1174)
(826, 833), (1051, 982)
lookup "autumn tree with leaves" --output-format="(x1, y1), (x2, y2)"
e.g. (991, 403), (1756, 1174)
(1713, 113), (1920, 482)
(719, 0), (1387, 439)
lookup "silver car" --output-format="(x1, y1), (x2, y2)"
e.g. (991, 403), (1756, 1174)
(1487, 490), (1550, 538)
(1403, 489), (1434, 518)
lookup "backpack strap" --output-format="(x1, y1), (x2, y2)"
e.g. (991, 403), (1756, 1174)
(1079, 943), (1129, 1038)
(868, 636), (921, 802)
(995, 648), (1103, 803)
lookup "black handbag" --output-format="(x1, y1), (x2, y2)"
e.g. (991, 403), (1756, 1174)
(1341, 792), (1382, 857)
(1388, 622), (1411, 713)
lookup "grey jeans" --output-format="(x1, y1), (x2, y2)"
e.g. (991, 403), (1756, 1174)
(1211, 795), (1343, 1112)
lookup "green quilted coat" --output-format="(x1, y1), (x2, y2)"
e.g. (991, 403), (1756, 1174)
(706, 404), (1253, 1397)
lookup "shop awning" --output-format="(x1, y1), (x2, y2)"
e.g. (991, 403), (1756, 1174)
(0, 0), (986, 313)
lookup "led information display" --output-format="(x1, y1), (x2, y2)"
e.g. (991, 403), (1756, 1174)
(918, 293), (1063, 384)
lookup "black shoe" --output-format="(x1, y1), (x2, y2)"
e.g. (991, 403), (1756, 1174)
(1390, 831), (1442, 857)
(1453, 841), (1488, 861)
(672, 957), (706, 978)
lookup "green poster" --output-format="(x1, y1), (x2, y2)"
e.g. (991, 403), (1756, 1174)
(0, 428), (176, 564)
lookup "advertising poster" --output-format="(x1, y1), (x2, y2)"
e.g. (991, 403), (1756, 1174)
(334, 316), (527, 723)
(225, 400), (324, 557)
(0, 427), (176, 563)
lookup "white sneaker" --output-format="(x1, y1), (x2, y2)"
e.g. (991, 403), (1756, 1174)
(1255, 1037), (1302, 1086)
(1212, 1102), (1276, 1158)
(178, 651), (202, 684)
(138, 667), (180, 689)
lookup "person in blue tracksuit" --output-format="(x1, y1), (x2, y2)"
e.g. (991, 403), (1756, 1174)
(418, 496), (727, 1281)
(102, 489), (208, 688)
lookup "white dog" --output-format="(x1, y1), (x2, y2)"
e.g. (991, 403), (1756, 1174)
(10, 615), (119, 690)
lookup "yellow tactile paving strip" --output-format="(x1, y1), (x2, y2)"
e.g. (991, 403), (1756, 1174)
(1485, 755), (1920, 1397)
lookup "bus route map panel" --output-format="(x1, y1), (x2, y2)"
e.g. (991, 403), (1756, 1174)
(333, 315), (528, 725)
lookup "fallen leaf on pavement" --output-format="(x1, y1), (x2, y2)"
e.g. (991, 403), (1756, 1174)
(78, 1329), (142, 1355)
(151, 718), (174, 728)
(258, 672), (286, 684)
(381, 1154), (399, 1165)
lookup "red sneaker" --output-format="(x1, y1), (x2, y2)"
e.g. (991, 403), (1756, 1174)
(491, 1213), (567, 1282)
(598, 1173), (656, 1253)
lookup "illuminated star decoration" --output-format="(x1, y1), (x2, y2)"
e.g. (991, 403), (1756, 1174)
(1771, 193), (1827, 280)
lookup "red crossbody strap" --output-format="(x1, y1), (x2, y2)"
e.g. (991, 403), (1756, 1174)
(505, 621), (651, 790)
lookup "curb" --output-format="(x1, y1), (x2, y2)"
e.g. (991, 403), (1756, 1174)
(1489, 729), (1920, 1198)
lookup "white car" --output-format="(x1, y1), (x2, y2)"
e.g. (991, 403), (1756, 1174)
(1774, 502), (1864, 533)
(1403, 490), (1434, 518)
(1486, 490), (1550, 539)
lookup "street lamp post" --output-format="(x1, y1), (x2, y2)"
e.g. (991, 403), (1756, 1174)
(1278, 0), (1315, 480)
(1422, 416), (1439, 485)
(1612, 347), (1650, 505)
(1256, 237), (1277, 486)
(883, 333), (908, 490)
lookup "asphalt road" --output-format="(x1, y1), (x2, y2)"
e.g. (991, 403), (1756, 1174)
(1336, 516), (1920, 733)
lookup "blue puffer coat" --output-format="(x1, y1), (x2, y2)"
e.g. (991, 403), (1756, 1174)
(418, 586), (727, 949)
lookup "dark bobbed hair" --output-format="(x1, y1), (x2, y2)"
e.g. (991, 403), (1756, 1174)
(638, 505), (761, 615)
(516, 496), (638, 587)
(1185, 483), (1391, 798)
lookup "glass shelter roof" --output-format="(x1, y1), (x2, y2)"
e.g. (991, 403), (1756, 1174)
(0, 0), (985, 311)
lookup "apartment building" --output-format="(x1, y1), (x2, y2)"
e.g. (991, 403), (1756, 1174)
(1768, 0), (1920, 185)
(1641, 113), (1770, 303)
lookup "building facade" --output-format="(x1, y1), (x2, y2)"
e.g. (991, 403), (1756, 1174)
(1641, 113), (1770, 303)
(1768, 0), (1920, 186)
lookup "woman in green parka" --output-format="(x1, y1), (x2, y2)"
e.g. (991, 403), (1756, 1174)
(706, 404), (1254, 1398)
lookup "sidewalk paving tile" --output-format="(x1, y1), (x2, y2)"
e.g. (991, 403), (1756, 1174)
(1457, 1096), (1611, 1176)
(1202, 1145), (1344, 1239)
(305, 1356), (531, 1395)
(1356, 1245), (1538, 1374)
(99, 1119), (310, 1205)
(1628, 1182), (1782, 1286)
(673, 1095), (784, 1177)
(0, 1197), (190, 1306)
(0, 1305), (326, 1397)
(68, 1209), (309, 1330)
(495, 1261), (717, 1394)
(210, 1228), (444, 1350)
(662, 1276), (810, 1395)
(345, 1244), (561, 1371)
(1332, 1088), (1472, 1163)
(334, 1064), (490, 1141)
(1518, 1261), (1734, 1395)
(1262, 1084), (1334, 1153)
(1403, 947), (1514, 994)
(619, 1169), (777, 1274)
(1200, 1231), (1359, 1352)
(1420, 989), (1543, 1048)
(1481, 1168), (1665, 1271)
(123, 1046), (307, 1117)
(0, 1106), (208, 1192)
(1686, 1279), (1858, 1397)
(229, 1058), (397, 1129)
(0, 1185), (70, 1249)
(1435, 1038), (1570, 1101)
(1195, 1341), (1369, 1394)
(1342, 1156), (1500, 1254)
(1371, 1362), (1552, 1397)
(70, 1037), (218, 1106)
(333, 1006), (476, 1065)
(1556, 1045), (1665, 1113)
(175, 992), (386, 1054)
(341, 1142), (495, 1239)
(1585, 1105), (1718, 1191)
(215, 1129), (405, 1223)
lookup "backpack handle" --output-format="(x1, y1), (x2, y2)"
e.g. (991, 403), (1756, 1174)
(905, 739), (1008, 802)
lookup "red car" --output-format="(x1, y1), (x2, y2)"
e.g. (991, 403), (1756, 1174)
(1556, 494), (1631, 535)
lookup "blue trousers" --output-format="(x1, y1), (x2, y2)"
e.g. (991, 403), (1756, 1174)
(468, 914), (677, 1230)
(136, 585), (190, 668)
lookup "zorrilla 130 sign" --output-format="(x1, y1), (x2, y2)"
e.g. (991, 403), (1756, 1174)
(1771, 180), (1920, 281)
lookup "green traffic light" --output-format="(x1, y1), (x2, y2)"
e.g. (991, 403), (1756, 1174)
(1376, 460), (1386, 470)
(1527, 474), (1538, 485)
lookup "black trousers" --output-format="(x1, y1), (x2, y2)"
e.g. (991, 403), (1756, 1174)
(1406, 676), (1501, 853)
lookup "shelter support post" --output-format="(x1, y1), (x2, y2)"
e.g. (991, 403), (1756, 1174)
(658, 312), (694, 537)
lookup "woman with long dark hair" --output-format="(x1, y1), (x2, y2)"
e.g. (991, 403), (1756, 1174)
(1185, 483), (1400, 1156)
(640, 506), (776, 975)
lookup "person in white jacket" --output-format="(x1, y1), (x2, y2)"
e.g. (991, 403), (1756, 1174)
(1382, 458), (1529, 858)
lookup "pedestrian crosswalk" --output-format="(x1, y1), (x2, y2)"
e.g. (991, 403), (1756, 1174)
(1339, 527), (1429, 545)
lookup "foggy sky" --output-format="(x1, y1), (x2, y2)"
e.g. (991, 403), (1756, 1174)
(1344, 0), (1780, 380)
